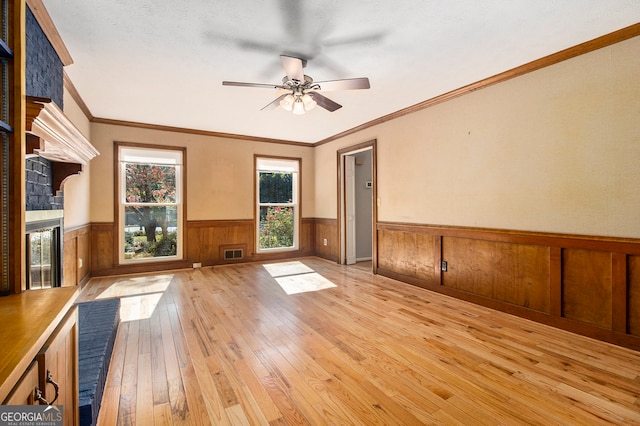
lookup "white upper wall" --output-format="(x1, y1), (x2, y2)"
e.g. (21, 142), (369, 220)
(315, 36), (640, 238)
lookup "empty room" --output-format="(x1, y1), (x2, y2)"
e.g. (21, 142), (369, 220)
(1, 1), (640, 425)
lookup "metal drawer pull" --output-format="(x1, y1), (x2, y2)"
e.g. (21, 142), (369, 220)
(34, 370), (59, 405)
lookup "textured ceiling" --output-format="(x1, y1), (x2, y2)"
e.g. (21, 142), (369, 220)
(42, 0), (640, 143)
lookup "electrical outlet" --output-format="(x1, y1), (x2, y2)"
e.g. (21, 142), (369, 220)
(323, 238), (328, 246)
(193, 262), (202, 268)
(441, 260), (448, 272)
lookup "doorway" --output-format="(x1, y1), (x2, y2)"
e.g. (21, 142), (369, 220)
(337, 140), (377, 272)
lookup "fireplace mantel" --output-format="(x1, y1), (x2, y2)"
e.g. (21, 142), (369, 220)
(26, 96), (99, 165)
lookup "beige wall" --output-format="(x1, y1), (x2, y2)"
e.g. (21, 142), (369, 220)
(88, 123), (315, 223)
(315, 36), (640, 239)
(61, 89), (92, 229)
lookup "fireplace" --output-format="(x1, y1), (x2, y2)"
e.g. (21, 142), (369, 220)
(25, 210), (63, 289)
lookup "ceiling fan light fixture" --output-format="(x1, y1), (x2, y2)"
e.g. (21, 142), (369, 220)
(280, 94), (295, 111)
(223, 55), (369, 114)
(292, 97), (305, 115)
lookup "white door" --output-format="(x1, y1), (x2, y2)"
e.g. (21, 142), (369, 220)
(345, 156), (356, 265)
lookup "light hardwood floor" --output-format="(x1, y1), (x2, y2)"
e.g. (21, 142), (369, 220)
(77, 257), (640, 425)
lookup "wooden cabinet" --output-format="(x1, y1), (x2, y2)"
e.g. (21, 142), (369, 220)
(0, 287), (78, 425)
(4, 361), (40, 405)
(37, 307), (78, 426)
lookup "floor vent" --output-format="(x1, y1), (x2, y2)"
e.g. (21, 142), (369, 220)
(223, 248), (243, 260)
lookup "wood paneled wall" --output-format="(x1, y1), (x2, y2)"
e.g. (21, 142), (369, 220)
(376, 222), (640, 351)
(313, 218), (338, 262)
(63, 224), (91, 286)
(88, 218), (318, 276)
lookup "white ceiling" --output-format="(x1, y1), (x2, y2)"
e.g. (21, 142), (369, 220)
(42, 0), (640, 144)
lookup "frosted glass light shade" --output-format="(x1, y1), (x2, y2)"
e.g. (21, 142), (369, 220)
(301, 93), (316, 111)
(280, 94), (294, 111)
(292, 98), (305, 115)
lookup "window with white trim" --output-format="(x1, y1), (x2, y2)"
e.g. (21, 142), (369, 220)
(256, 157), (300, 252)
(118, 145), (183, 263)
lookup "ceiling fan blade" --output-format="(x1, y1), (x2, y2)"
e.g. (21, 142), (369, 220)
(222, 81), (284, 89)
(280, 55), (305, 82)
(261, 94), (288, 111)
(314, 77), (370, 91)
(323, 31), (386, 48)
(309, 92), (342, 112)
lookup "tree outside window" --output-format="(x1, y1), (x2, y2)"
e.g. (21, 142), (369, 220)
(119, 146), (183, 262)
(256, 157), (299, 252)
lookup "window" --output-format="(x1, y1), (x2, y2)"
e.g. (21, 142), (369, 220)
(118, 145), (184, 263)
(256, 157), (300, 253)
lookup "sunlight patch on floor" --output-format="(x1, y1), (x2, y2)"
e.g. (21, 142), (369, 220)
(264, 261), (336, 295)
(96, 274), (173, 322)
(96, 274), (173, 299)
(263, 261), (314, 277)
(118, 292), (165, 322)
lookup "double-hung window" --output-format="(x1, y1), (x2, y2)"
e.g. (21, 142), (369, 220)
(256, 156), (300, 253)
(118, 145), (184, 263)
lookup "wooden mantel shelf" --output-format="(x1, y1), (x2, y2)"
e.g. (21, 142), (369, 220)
(26, 96), (99, 165)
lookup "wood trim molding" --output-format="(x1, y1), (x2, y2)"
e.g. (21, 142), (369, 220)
(336, 140), (377, 267)
(8, 0), (26, 293)
(90, 260), (193, 278)
(313, 23), (640, 146)
(64, 223), (90, 239)
(25, 0), (73, 66)
(549, 247), (562, 317)
(63, 72), (93, 120)
(90, 222), (114, 232)
(612, 253), (628, 334)
(312, 218), (338, 225)
(187, 219), (253, 228)
(92, 117), (310, 147)
(113, 142), (188, 268)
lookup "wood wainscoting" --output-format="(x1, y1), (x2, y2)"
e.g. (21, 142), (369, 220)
(63, 224), (91, 286)
(89, 219), (319, 276)
(376, 222), (640, 351)
(313, 218), (338, 262)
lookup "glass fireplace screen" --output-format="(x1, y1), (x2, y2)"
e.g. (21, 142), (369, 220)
(26, 226), (61, 289)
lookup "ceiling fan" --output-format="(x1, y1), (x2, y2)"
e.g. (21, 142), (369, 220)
(222, 55), (370, 114)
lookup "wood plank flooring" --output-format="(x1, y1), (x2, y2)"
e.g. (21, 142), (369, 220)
(77, 257), (640, 425)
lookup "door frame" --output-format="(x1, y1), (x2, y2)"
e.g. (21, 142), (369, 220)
(336, 139), (377, 273)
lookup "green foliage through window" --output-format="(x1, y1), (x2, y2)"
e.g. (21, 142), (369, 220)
(256, 160), (299, 251)
(259, 205), (294, 249)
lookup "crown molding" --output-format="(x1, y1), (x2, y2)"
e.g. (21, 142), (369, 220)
(90, 117), (310, 146)
(313, 22), (640, 147)
(63, 72), (94, 120)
